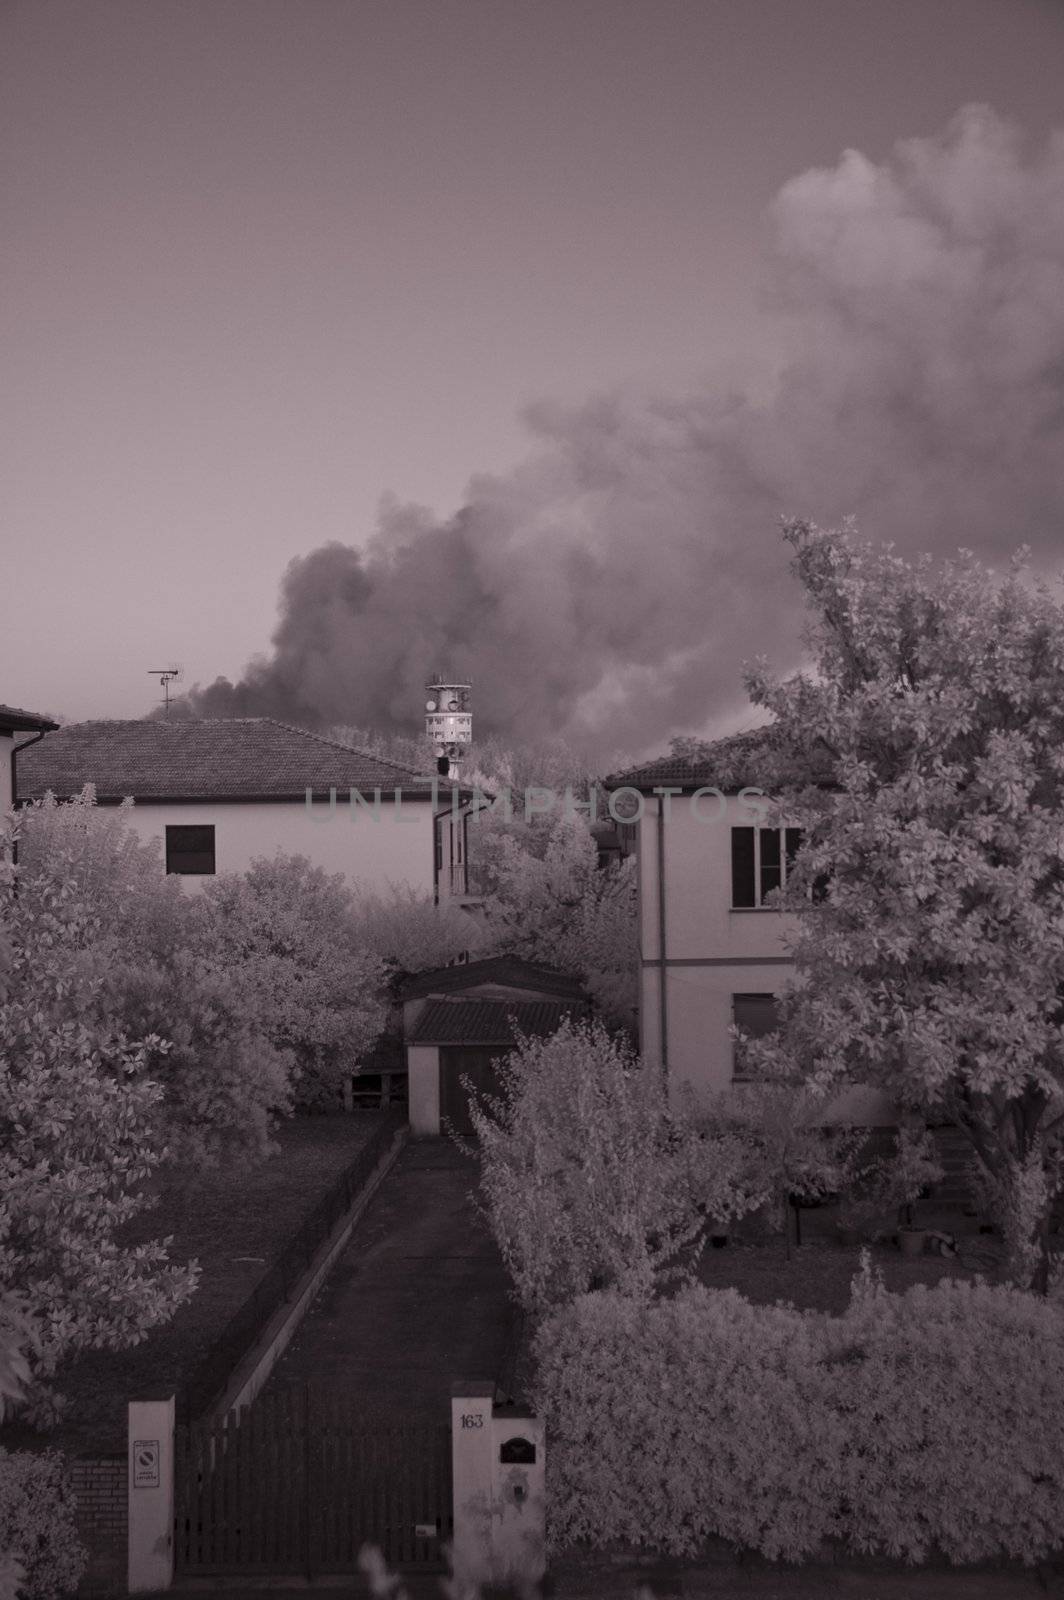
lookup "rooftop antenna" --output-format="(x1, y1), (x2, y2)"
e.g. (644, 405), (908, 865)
(148, 668), (181, 717)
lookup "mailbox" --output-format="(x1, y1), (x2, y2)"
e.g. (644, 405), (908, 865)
(499, 1435), (536, 1465)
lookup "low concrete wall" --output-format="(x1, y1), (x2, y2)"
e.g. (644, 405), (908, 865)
(70, 1457), (126, 1597)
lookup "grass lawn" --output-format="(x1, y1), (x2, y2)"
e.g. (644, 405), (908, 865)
(3, 1112), (395, 1457)
(689, 1200), (1009, 1314)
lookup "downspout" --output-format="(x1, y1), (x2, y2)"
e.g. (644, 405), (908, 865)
(656, 793), (668, 1087)
(9, 729), (50, 867)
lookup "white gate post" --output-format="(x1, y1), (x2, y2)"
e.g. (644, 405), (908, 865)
(450, 1381), (495, 1590)
(127, 1395), (176, 1593)
(490, 1407), (546, 1588)
(451, 1384), (547, 1591)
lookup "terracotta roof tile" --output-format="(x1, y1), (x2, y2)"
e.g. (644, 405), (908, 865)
(605, 726), (835, 794)
(17, 718), (445, 802)
(0, 704), (59, 734)
(400, 954), (587, 1001)
(408, 997), (588, 1046)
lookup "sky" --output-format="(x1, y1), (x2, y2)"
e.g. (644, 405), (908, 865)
(5, 0), (1064, 758)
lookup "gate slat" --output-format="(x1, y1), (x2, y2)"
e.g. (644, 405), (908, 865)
(175, 1387), (453, 1577)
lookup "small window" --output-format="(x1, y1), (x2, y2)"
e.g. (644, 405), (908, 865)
(165, 824), (215, 875)
(732, 992), (779, 1080)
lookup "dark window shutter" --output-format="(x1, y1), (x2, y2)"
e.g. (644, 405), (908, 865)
(732, 993), (779, 1080)
(731, 827), (755, 907)
(759, 827), (781, 900)
(733, 993), (779, 1039)
(165, 824), (216, 875)
(784, 828), (804, 877)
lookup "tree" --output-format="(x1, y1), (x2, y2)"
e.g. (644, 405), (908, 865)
(0, 814), (198, 1419)
(686, 1073), (862, 1254)
(473, 807), (638, 1030)
(18, 792), (293, 1167)
(462, 1019), (709, 1319)
(741, 519), (1064, 1290)
(199, 854), (388, 1109)
(347, 883), (484, 982)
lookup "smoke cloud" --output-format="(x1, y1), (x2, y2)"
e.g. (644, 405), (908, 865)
(182, 106), (1064, 756)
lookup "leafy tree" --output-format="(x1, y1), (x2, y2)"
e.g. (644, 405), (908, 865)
(689, 1077), (863, 1254)
(473, 808), (638, 1029)
(199, 854), (388, 1109)
(348, 883), (483, 983)
(18, 792), (292, 1166)
(741, 519), (1064, 1290)
(0, 815), (198, 1420)
(462, 1019), (709, 1319)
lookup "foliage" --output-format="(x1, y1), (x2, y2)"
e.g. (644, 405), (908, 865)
(348, 883), (484, 983)
(533, 1264), (1064, 1564)
(472, 808), (638, 1029)
(462, 1020), (708, 1319)
(0, 809), (199, 1418)
(0, 1303), (34, 1600)
(833, 1125), (945, 1236)
(688, 1075), (864, 1251)
(0, 1450), (85, 1600)
(199, 854), (388, 1109)
(114, 947), (293, 1167)
(17, 791), (291, 1166)
(741, 520), (1064, 1290)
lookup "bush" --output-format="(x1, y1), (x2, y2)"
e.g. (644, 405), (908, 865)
(0, 1450), (85, 1600)
(465, 1021), (710, 1319)
(533, 1263), (1064, 1565)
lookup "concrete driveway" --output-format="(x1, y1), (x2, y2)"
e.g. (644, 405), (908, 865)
(261, 1138), (513, 1420)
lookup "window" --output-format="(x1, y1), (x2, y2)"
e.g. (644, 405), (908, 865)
(165, 824), (215, 875)
(732, 992), (779, 1080)
(731, 826), (804, 908)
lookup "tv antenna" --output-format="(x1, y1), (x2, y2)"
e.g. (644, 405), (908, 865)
(148, 667), (182, 716)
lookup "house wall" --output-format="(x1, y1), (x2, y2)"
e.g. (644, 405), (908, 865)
(0, 731), (13, 816)
(637, 791), (894, 1125)
(106, 796), (437, 895)
(407, 1043), (441, 1136)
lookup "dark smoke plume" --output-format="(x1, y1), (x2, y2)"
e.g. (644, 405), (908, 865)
(179, 107), (1064, 755)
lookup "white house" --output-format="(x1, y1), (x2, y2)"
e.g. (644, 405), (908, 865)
(605, 730), (894, 1125)
(1, 703), (58, 819)
(18, 717), (473, 902)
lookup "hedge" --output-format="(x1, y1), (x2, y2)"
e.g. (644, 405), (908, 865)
(532, 1264), (1064, 1565)
(0, 1448), (86, 1600)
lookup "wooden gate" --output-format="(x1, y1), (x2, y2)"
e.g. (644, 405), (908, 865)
(175, 1386), (453, 1575)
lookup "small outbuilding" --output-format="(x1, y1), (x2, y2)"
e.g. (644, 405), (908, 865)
(401, 955), (590, 1137)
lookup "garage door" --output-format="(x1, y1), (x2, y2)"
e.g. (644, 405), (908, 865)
(439, 1045), (505, 1138)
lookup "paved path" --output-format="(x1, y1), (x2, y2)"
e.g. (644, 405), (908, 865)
(261, 1139), (513, 1420)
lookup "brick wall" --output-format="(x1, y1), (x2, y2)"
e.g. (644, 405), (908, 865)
(70, 1456), (126, 1596)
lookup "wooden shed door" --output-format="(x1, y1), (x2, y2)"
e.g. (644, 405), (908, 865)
(439, 1046), (503, 1138)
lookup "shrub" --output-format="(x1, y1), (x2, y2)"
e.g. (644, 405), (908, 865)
(0, 1450), (85, 1600)
(533, 1264), (1064, 1565)
(465, 1021), (711, 1319)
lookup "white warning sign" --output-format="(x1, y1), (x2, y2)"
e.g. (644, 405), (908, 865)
(132, 1439), (160, 1488)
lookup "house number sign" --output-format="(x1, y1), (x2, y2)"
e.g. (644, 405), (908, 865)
(460, 1412), (485, 1429)
(132, 1440), (160, 1489)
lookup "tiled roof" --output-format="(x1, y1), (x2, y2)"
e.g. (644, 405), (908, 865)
(0, 704), (59, 734)
(399, 954), (587, 1001)
(17, 718), (445, 802)
(605, 726), (835, 794)
(408, 997), (587, 1046)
